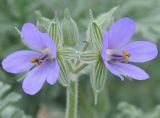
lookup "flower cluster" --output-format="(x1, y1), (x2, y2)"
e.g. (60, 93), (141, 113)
(1, 16), (158, 95)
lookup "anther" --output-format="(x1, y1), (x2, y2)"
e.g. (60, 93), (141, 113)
(30, 58), (41, 65)
(31, 58), (39, 63)
(122, 50), (131, 63)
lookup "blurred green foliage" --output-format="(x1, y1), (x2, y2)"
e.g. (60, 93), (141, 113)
(114, 102), (160, 118)
(0, 82), (31, 118)
(1, 0), (160, 117)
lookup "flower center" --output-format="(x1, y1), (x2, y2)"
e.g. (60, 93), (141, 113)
(30, 55), (48, 65)
(106, 49), (131, 63)
(106, 49), (115, 61)
(42, 48), (52, 58)
(30, 48), (53, 66)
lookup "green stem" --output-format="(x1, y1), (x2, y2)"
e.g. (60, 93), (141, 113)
(65, 79), (78, 118)
(74, 64), (88, 73)
(65, 39), (89, 118)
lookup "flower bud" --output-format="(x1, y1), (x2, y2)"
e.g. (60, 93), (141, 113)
(87, 10), (102, 50)
(91, 60), (107, 105)
(35, 11), (50, 32)
(62, 9), (79, 47)
(48, 18), (62, 48)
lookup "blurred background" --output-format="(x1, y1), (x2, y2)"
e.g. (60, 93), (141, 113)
(0, 0), (160, 118)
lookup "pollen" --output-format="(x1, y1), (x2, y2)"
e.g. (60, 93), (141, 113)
(122, 49), (131, 63)
(30, 58), (41, 65)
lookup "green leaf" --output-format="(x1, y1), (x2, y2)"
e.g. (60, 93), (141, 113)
(115, 102), (143, 118)
(48, 19), (63, 48)
(0, 82), (21, 112)
(95, 6), (119, 29)
(0, 92), (21, 112)
(1, 106), (32, 118)
(58, 47), (77, 60)
(0, 82), (10, 98)
(0, 82), (31, 118)
(79, 51), (99, 63)
(57, 55), (69, 87)
(115, 102), (160, 118)
(90, 60), (107, 105)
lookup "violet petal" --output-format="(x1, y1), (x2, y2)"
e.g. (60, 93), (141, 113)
(101, 31), (109, 61)
(21, 23), (46, 50)
(120, 41), (158, 62)
(2, 50), (41, 74)
(46, 59), (59, 85)
(103, 61), (124, 80)
(108, 17), (135, 49)
(112, 62), (149, 80)
(22, 62), (48, 95)
(39, 32), (57, 57)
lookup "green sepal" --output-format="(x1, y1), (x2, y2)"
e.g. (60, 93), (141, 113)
(87, 14), (102, 50)
(57, 55), (69, 87)
(79, 51), (99, 63)
(58, 47), (77, 60)
(90, 59), (107, 105)
(35, 11), (50, 32)
(95, 6), (119, 29)
(48, 19), (62, 48)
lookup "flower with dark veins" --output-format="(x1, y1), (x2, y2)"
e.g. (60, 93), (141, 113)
(2, 23), (59, 95)
(101, 17), (158, 80)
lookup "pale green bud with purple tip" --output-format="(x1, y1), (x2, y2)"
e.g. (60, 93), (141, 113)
(62, 9), (79, 47)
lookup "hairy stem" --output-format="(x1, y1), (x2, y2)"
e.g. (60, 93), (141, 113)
(65, 79), (78, 118)
(74, 64), (88, 73)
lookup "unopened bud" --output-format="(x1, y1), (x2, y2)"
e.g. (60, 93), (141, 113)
(62, 9), (79, 47)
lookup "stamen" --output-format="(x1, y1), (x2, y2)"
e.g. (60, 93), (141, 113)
(30, 55), (48, 66)
(30, 58), (41, 65)
(122, 49), (131, 63)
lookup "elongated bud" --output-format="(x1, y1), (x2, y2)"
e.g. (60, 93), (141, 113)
(87, 10), (102, 50)
(62, 9), (79, 47)
(35, 11), (50, 32)
(48, 18), (63, 48)
(91, 60), (107, 105)
(57, 55), (69, 87)
(95, 6), (119, 29)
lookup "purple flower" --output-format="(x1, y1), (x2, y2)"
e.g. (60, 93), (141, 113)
(2, 23), (59, 95)
(101, 17), (158, 80)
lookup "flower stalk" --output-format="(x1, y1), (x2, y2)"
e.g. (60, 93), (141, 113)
(65, 79), (78, 118)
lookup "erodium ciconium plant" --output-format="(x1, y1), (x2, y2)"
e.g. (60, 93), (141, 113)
(1, 7), (159, 118)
